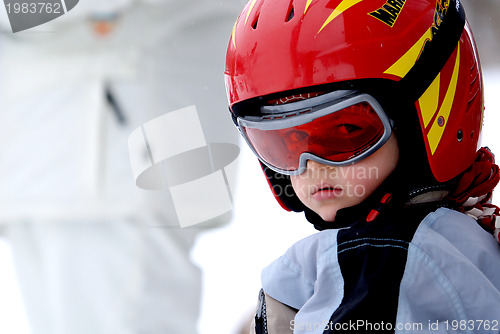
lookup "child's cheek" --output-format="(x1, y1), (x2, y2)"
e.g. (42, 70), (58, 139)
(346, 173), (382, 200)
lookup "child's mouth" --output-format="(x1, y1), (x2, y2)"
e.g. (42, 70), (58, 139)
(311, 184), (343, 200)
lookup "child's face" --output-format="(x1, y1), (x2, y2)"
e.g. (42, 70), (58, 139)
(290, 134), (399, 222)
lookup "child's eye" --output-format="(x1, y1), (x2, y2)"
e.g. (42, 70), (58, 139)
(286, 130), (308, 142)
(337, 124), (362, 134)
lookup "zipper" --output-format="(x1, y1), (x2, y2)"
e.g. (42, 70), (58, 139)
(105, 84), (127, 125)
(255, 289), (268, 334)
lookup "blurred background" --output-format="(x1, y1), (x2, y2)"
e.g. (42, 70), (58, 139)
(461, 0), (500, 67)
(0, 1), (498, 334)
(0, 1), (246, 333)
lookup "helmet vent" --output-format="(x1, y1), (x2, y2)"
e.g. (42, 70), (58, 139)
(286, 1), (295, 22)
(466, 62), (480, 114)
(251, 14), (259, 30)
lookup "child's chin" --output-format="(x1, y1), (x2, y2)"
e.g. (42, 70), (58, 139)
(318, 209), (339, 222)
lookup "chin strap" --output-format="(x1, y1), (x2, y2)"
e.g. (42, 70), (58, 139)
(448, 147), (500, 244)
(366, 193), (392, 222)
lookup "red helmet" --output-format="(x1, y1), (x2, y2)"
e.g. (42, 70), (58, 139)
(225, 0), (484, 211)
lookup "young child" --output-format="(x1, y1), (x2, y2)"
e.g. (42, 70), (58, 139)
(225, 0), (500, 333)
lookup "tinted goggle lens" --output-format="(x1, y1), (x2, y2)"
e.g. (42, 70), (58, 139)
(238, 93), (391, 175)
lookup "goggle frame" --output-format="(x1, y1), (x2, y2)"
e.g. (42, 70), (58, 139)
(237, 90), (393, 176)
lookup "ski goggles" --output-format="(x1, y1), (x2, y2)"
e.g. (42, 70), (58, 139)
(237, 90), (393, 176)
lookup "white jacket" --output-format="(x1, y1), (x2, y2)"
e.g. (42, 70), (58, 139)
(0, 0), (243, 223)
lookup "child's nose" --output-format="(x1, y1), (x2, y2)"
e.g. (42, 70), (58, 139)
(306, 159), (329, 172)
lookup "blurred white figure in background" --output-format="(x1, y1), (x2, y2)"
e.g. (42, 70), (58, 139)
(0, 0), (243, 333)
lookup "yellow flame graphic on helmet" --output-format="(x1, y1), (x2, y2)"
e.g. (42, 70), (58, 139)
(231, 20), (238, 48)
(304, 0), (314, 14)
(384, 28), (434, 78)
(318, 0), (365, 34)
(418, 43), (461, 155)
(245, 0), (258, 25)
(230, 0), (258, 49)
(385, 0), (451, 78)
